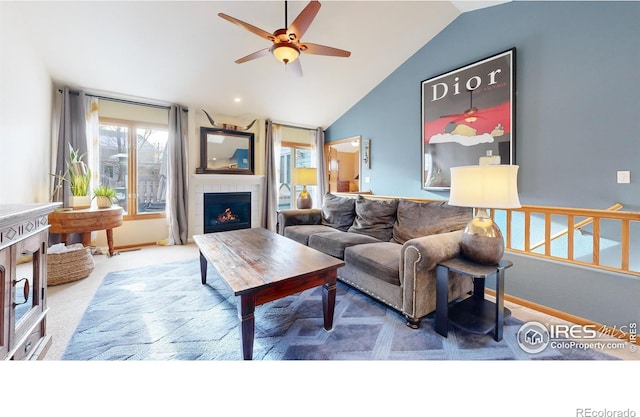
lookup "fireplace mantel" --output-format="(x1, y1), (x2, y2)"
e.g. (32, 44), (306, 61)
(189, 174), (265, 238)
(191, 174), (265, 186)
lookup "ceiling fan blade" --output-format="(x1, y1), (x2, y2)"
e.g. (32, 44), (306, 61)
(218, 13), (274, 41)
(288, 58), (303, 77)
(300, 42), (351, 57)
(287, 0), (321, 41)
(236, 48), (272, 64)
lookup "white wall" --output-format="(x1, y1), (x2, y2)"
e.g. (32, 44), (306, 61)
(93, 217), (170, 250)
(0, 3), (53, 203)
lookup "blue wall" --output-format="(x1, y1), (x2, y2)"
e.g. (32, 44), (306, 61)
(326, 1), (640, 211)
(325, 1), (640, 329)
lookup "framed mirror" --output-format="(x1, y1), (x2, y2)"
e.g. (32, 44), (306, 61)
(324, 135), (362, 193)
(197, 127), (255, 175)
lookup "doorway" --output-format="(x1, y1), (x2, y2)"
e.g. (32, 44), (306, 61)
(324, 136), (361, 193)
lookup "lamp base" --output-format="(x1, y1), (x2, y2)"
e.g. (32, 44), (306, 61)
(460, 211), (504, 265)
(296, 186), (312, 209)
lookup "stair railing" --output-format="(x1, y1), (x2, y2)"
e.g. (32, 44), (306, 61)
(494, 203), (639, 277)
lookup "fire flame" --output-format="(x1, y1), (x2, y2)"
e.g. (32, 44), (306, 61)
(217, 208), (238, 223)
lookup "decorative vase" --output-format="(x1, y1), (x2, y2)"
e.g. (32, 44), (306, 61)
(69, 195), (91, 210)
(96, 196), (113, 209)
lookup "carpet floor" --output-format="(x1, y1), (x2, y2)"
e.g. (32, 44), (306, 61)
(61, 258), (616, 360)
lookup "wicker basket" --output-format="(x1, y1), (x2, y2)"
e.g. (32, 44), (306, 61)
(47, 244), (95, 286)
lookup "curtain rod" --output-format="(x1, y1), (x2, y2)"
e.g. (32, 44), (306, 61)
(273, 121), (319, 131)
(58, 89), (188, 112)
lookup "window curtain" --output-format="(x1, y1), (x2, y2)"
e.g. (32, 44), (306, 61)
(313, 127), (327, 205)
(85, 97), (100, 193)
(262, 120), (280, 231)
(306, 128), (319, 207)
(166, 105), (189, 245)
(53, 87), (89, 206)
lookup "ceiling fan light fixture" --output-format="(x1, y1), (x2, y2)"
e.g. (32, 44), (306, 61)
(272, 43), (300, 64)
(464, 107), (479, 123)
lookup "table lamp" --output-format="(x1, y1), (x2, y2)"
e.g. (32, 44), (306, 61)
(448, 164), (521, 265)
(293, 167), (317, 209)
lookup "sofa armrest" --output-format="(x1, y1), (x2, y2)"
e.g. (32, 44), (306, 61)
(277, 209), (322, 235)
(399, 230), (467, 320)
(400, 230), (463, 277)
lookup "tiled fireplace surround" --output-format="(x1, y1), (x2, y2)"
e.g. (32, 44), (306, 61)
(189, 174), (265, 239)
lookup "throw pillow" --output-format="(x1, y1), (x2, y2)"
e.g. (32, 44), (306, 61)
(321, 193), (356, 231)
(392, 199), (472, 244)
(348, 195), (399, 241)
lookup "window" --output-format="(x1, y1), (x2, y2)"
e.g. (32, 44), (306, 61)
(278, 142), (315, 210)
(98, 119), (168, 218)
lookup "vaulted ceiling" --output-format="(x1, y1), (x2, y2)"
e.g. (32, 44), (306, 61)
(7, 1), (508, 128)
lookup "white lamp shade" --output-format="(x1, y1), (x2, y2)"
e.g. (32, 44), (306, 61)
(293, 167), (318, 186)
(449, 165), (521, 209)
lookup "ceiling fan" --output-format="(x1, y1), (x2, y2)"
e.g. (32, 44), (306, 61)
(218, 0), (351, 76)
(440, 90), (482, 123)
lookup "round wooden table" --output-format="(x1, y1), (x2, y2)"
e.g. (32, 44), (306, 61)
(48, 206), (123, 256)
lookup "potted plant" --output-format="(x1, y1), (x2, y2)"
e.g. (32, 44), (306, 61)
(93, 185), (118, 209)
(67, 145), (92, 209)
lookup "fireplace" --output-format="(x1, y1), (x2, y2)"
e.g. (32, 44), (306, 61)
(204, 192), (251, 233)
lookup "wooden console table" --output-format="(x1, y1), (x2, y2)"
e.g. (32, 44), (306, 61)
(48, 207), (123, 256)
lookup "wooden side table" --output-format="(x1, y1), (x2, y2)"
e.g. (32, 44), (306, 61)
(435, 257), (513, 341)
(48, 206), (123, 257)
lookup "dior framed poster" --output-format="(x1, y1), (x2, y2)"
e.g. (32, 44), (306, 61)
(421, 48), (515, 190)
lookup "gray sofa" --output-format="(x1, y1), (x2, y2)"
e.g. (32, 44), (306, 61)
(278, 193), (474, 328)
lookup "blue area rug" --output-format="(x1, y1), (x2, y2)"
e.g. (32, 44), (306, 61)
(61, 259), (617, 360)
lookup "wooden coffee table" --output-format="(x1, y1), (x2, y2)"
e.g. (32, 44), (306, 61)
(193, 228), (345, 360)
